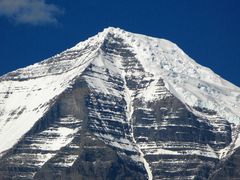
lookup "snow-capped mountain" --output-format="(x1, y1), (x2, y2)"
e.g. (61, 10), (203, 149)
(0, 27), (240, 179)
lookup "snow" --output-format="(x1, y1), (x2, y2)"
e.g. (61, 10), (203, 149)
(122, 67), (153, 180)
(55, 155), (79, 167)
(73, 26), (240, 127)
(100, 27), (240, 155)
(139, 141), (218, 158)
(30, 126), (78, 151)
(0, 26), (240, 174)
(94, 133), (137, 152)
(140, 79), (163, 101)
(0, 40), (98, 154)
(113, 27), (240, 126)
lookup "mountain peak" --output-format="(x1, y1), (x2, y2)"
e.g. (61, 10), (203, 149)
(0, 28), (240, 179)
(102, 26), (124, 33)
(2, 28), (240, 123)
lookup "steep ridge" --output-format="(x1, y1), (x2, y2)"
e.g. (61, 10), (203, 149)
(0, 27), (240, 179)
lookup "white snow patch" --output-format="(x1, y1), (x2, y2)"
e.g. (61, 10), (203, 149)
(123, 75), (153, 180)
(30, 127), (78, 151)
(0, 45), (96, 154)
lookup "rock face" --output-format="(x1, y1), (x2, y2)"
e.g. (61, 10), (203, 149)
(0, 27), (240, 180)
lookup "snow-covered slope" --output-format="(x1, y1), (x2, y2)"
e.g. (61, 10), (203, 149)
(0, 35), (102, 156)
(0, 27), (240, 179)
(82, 27), (240, 125)
(114, 28), (240, 124)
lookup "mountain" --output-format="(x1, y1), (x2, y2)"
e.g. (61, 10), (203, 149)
(0, 27), (240, 180)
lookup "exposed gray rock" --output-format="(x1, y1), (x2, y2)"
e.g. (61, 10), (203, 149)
(0, 27), (240, 180)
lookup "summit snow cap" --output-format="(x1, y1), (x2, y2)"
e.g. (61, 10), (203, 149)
(73, 27), (240, 124)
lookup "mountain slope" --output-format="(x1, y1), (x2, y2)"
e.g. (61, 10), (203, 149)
(0, 27), (240, 179)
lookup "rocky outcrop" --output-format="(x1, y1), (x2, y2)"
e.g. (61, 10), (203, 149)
(209, 147), (240, 180)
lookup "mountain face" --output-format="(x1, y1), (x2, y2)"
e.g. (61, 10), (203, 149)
(0, 27), (240, 180)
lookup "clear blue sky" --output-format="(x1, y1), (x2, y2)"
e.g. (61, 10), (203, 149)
(0, 0), (239, 86)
